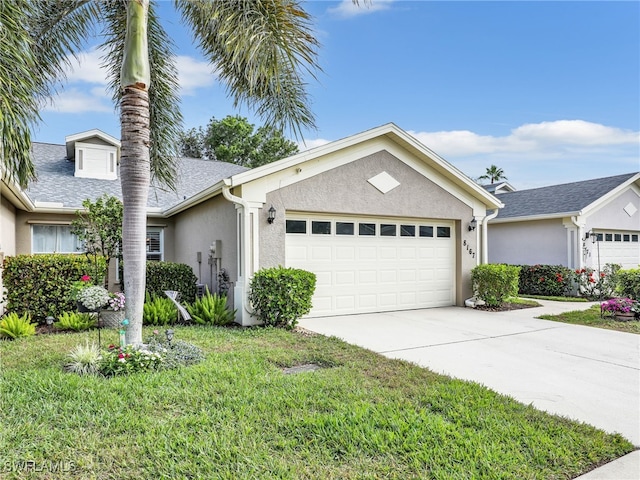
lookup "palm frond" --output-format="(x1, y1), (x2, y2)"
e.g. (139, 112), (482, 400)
(100, 0), (182, 190)
(177, 0), (320, 139)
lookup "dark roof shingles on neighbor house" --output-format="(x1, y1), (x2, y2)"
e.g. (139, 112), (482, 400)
(495, 172), (638, 219)
(27, 142), (248, 210)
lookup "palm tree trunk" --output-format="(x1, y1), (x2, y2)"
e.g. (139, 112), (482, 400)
(120, 0), (151, 345)
(120, 86), (150, 345)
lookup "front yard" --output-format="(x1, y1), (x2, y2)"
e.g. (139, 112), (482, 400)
(0, 326), (634, 479)
(538, 305), (640, 334)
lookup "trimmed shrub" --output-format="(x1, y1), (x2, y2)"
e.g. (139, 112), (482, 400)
(518, 264), (574, 297)
(617, 268), (640, 300)
(0, 313), (37, 339)
(471, 264), (521, 307)
(573, 264), (620, 300)
(248, 266), (316, 329)
(146, 262), (197, 304)
(186, 287), (236, 326)
(143, 293), (178, 326)
(2, 254), (106, 323)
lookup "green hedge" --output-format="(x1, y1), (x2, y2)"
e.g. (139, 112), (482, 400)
(2, 254), (106, 324)
(248, 266), (316, 329)
(471, 264), (521, 307)
(517, 264), (574, 297)
(145, 262), (198, 304)
(617, 268), (640, 300)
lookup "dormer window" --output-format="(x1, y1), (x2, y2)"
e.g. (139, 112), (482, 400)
(66, 129), (120, 181)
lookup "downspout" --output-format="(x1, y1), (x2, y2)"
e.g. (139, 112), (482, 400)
(570, 216), (584, 270)
(222, 184), (256, 320)
(465, 208), (500, 308)
(481, 209), (499, 264)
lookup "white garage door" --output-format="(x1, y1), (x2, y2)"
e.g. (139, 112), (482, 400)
(594, 231), (640, 270)
(285, 214), (455, 317)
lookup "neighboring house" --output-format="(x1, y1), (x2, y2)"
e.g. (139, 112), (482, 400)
(1, 124), (502, 325)
(487, 173), (640, 271)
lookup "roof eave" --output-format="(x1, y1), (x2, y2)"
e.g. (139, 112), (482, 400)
(162, 181), (226, 216)
(490, 211), (581, 223)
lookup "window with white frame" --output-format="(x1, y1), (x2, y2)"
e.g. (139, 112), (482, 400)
(32, 225), (82, 253)
(146, 227), (163, 261)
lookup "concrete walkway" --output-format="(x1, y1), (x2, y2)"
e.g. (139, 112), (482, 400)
(299, 300), (640, 479)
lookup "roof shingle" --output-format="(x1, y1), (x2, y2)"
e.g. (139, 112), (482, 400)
(495, 172), (639, 219)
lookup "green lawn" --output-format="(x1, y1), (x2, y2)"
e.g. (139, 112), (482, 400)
(0, 326), (634, 479)
(539, 305), (640, 334)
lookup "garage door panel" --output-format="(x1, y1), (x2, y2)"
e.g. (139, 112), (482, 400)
(286, 215), (455, 317)
(335, 271), (356, 286)
(358, 247), (377, 260)
(310, 246), (332, 261)
(336, 246), (356, 260)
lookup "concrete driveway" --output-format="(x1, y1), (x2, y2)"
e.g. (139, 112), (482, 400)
(299, 301), (640, 478)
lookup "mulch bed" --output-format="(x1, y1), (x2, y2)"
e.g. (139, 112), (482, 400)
(474, 302), (539, 312)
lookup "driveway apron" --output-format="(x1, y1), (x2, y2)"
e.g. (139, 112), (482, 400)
(299, 300), (640, 476)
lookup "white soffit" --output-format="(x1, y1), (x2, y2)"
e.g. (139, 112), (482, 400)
(368, 171), (400, 194)
(624, 202), (638, 217)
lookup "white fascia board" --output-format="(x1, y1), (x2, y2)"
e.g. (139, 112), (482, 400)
(580, 173), (640, 217)
(162, 181), (226, 217)
(65, 129), (120, 147)
(489, 212), (580, 224)
(1, 177), (36, 212)
(228, 122), (504, 212)
(225, 123), (402, 187)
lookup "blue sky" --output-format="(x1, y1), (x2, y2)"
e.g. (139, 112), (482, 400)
(35, 0), (639, 189)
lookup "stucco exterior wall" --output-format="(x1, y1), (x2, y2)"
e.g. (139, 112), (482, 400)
(1, 196), (16, 257)
(585, 188), (640, 232)
(259, 150), (477, 304)
(488, 219), (567, 266)
(171, 195), (238, 298)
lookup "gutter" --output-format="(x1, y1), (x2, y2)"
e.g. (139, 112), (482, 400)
(221, 183), (256, 320)
(481, 209), (499, 264)
(570, 215), (584, 270)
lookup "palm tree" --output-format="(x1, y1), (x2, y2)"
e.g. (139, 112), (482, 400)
(2, 0), (320, 345)
(478, 165), (508, 184)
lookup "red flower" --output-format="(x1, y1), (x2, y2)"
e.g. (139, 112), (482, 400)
(108, 344), (116, 350)
(539, 277), (545, 282)
(118, 353), (125, 359)
(81, 275), (91, 282)
(589, 277), (595, 283)
(575, 269), (581, 274)
(600, 273), (605, 278)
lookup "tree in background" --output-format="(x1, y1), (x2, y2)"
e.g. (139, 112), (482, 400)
(71, 195), (123, 290)
(478, 165), (508, 184)
(179, 115), (299, 168)
(4, 0), (321, 345)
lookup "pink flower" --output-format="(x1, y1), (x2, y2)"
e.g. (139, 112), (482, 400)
(81, 275), (91, 282)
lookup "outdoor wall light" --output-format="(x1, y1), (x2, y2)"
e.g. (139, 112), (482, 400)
(267, 205), (276, 224)
(45, 316), (55, 333)
(468, 218), (477, 231)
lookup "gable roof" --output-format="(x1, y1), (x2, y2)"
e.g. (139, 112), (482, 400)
(25, 142), (248, 213)
(493, 172), (640, 220)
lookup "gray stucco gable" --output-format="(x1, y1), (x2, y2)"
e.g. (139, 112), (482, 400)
(495, 172), (639, 219)
(27, 142), (248, 210)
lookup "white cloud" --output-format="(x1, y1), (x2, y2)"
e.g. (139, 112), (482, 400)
(176, 55), (218, 95)
(409, 120), (640, 159)
(49, 47), (217, 112)
(328, 0), (394, 18)
(63, 47), (110, 85)
(298, 138), (332, 151)
(43, 88), (112, 113)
